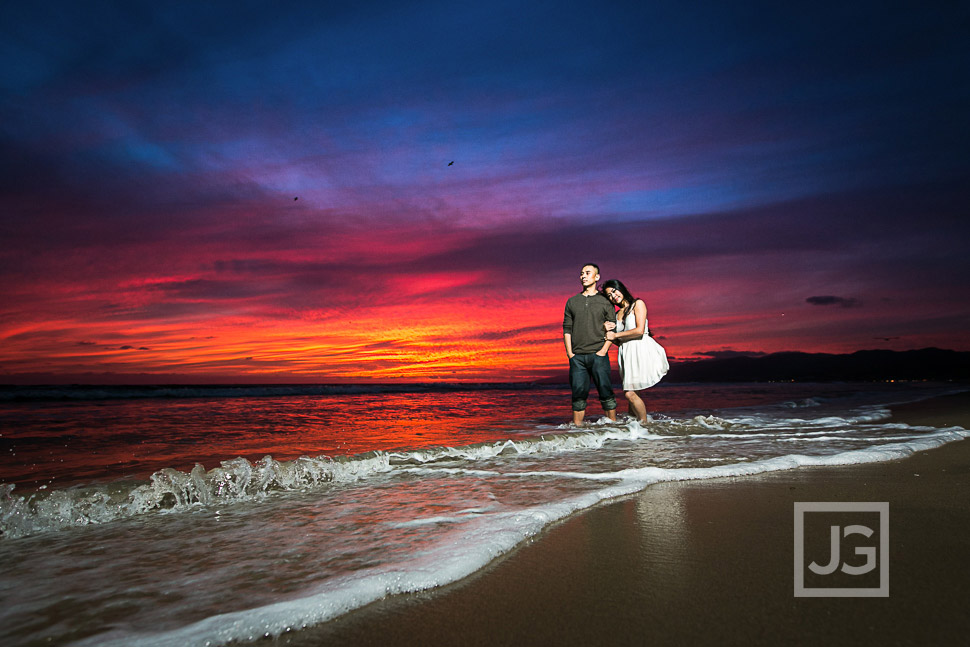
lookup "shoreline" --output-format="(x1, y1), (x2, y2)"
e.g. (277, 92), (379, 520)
(271, 391), (970, 646)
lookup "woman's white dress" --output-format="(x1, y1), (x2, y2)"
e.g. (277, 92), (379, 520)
(615, 305), (669, 390)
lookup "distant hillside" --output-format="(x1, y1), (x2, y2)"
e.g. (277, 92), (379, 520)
(667, 348), (969, 382)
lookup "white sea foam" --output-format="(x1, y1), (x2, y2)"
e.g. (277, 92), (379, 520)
(4, 384), (968, 647)
(73, 424), (969, 647)
(1, 408), (963, 540)
(0, 452), (393, 539)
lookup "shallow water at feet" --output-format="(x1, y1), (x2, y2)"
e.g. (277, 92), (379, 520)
(0, 382), (966, 646)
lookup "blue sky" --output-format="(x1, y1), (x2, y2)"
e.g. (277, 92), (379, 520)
(1, 0), (968, 381)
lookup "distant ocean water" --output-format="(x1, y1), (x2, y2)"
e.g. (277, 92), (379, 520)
(1, 381), (967, 646)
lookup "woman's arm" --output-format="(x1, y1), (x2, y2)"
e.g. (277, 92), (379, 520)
(606, 300), (646, 343)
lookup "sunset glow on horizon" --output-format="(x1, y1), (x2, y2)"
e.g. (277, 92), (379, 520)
(2, 1), (968, 384)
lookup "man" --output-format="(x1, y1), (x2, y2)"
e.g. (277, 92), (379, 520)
(563, 263), (617, 425)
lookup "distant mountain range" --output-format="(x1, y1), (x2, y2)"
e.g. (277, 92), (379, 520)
(666, 348), (969, 382)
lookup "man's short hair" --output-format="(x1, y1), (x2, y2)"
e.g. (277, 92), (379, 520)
(583, 263), (600, 274)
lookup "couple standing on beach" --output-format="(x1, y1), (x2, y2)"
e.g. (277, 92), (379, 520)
(563, 263), (669, 426)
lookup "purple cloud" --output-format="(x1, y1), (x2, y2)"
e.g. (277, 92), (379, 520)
(806, 296), (861, 308)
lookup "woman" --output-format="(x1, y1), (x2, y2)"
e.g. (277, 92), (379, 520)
(602, 279), (669, 423)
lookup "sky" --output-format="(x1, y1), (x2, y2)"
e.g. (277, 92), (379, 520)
(1, 0), (968, 383)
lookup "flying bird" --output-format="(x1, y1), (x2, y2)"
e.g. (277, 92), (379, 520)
(447, 161), (454, 166)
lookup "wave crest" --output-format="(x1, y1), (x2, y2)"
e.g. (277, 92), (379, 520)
(0, 452), (395, 539)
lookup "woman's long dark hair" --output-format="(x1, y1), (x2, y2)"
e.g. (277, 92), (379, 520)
(602, 279), (636, 306)
(603, 279), (656, 337)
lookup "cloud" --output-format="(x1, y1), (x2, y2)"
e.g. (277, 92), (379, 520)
(1, 1), (968, 381)
(694, 350), (768, 360)
(806, 296), (861, 308)
(473, 323), (557, 341)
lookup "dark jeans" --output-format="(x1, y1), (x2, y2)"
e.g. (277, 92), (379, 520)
(569, 353), (617, 412)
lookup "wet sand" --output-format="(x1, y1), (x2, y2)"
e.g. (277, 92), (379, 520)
(273, 390), (970, 646)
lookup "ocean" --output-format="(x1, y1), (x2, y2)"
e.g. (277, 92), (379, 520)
(1, 381), (967, 646)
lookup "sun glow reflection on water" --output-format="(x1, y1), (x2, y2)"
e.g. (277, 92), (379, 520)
(0, 382), (966, 647)
(0, 382), (950, 489)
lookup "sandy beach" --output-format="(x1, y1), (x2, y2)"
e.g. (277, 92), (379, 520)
(273, 390), (970, 647)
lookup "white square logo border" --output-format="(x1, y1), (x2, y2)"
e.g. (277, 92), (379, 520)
(794, 501), (889, 597)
